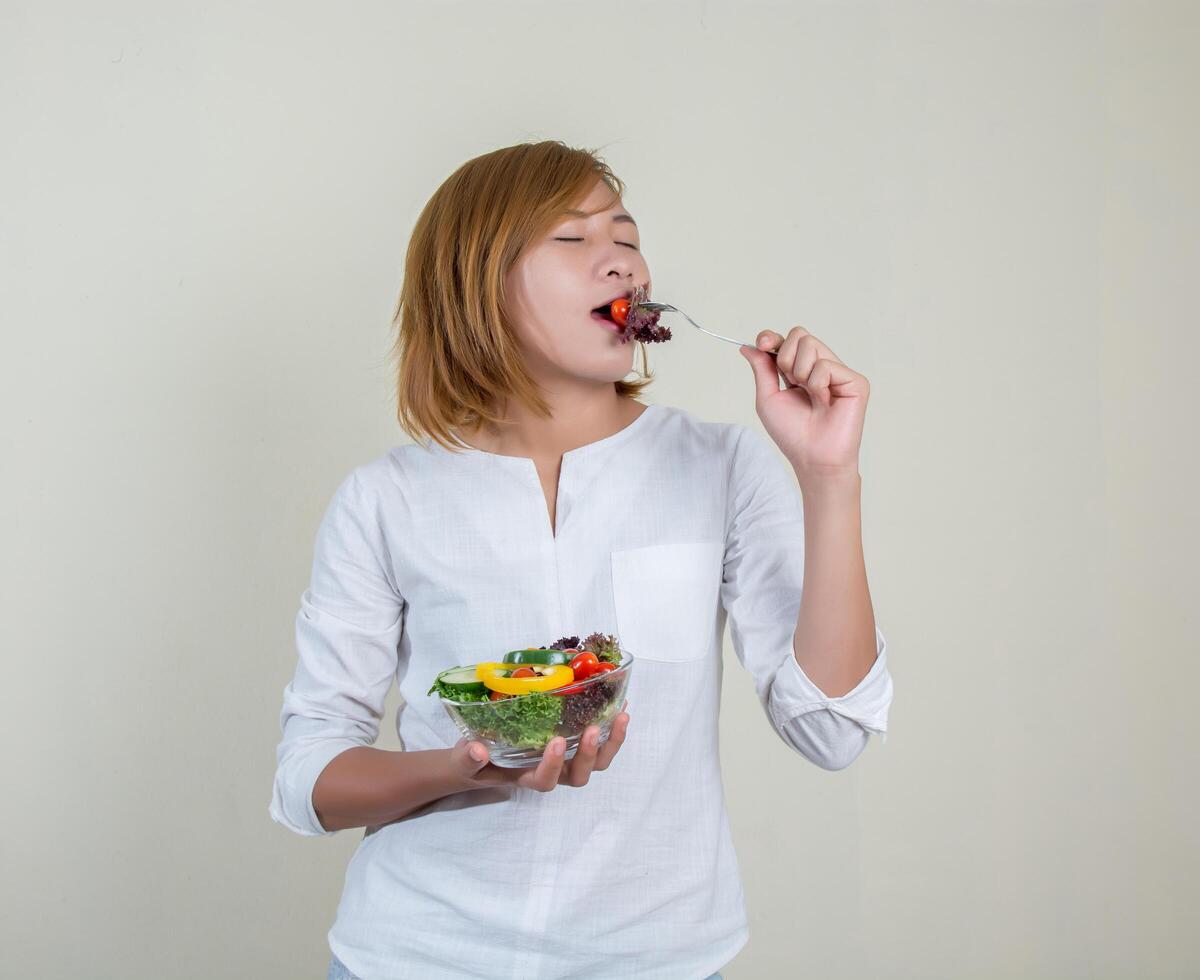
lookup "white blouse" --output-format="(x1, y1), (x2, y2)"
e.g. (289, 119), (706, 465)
(269, 401), (893, 980)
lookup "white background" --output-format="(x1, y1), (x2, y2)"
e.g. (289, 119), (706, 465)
(3, 1), (1197, 977)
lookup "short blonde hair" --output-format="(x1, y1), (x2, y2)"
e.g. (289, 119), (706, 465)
(388, 140), (656, 452)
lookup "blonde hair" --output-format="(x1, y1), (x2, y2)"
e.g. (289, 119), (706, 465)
(388, 140), (656, 452)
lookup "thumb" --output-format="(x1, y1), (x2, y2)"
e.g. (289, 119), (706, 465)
(741, 342), (780, 401)
(452, 736), (489, 774)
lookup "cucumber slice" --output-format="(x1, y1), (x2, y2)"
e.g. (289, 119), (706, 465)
(434, 665), (488, 695)
(502, 648), (575, 666)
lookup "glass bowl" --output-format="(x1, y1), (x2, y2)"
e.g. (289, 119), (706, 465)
(438, 651), (635, 768)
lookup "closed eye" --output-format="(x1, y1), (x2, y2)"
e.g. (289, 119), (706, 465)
(555, 237), (640, 252)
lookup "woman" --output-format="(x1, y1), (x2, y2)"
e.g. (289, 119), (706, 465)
(269, 140), (894, 980)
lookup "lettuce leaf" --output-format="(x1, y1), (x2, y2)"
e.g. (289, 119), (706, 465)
(453, 691), (564, 749)
(429, 677), (490, 701)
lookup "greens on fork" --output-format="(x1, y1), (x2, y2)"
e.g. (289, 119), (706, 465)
(601, 283), (673, 345)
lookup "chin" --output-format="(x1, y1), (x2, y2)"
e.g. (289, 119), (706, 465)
(565, 360), (634, 384)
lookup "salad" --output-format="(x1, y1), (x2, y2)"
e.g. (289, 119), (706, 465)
(428, 632), (628, 752)
(595, 283), (672, 345)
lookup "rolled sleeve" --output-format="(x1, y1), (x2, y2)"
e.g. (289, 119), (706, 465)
(268, 469), (405, 837)
(721, 425), (894, 770)
(269, 735), (370, 838)
(770, 625), (893, 768)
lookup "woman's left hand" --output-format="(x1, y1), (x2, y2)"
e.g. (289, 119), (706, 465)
(740, 326), (870, 489)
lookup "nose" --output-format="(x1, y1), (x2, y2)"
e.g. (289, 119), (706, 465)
(606, 249), (639, 276)
(606, 252), (648, 294)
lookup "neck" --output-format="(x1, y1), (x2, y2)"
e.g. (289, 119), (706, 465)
(458, 389), (646, 459)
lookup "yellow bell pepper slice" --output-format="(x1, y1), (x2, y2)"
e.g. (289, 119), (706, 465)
(475, 662), (575, 695)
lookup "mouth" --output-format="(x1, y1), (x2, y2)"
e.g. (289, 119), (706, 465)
(590, 308), (625, 334)
(589, 290), (634, 334)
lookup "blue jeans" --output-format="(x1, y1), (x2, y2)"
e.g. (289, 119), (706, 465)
(328, 950), (724, 979)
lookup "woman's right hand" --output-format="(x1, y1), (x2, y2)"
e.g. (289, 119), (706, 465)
(449, 700), (630, 792)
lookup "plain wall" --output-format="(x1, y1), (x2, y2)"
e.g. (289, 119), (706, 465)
(3, 1), (1197, 977)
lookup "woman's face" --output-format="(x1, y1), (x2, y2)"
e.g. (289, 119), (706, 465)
(503, 178), (652, 386)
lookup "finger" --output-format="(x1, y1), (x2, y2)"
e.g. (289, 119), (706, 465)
(745, 330), (796, 398)
(755, 329), (784, 353)
(521, 736), (567, 792)
(769, 330), (798, 387)
(561, 725), (602, 787)
(781, 330), (842, 397)
(756, 326), (841, 359)
(593, 711), (630, 771)
(784, 329), (839, 387)
(452, 737), (491, 781)
(775, 329), (813, 389)
(741, 343), (785, 402)
(806, 358), (867, 409)
(806, 358), (831, 409)
(792, 335), (827, 394)
(798, 329), (842, 365)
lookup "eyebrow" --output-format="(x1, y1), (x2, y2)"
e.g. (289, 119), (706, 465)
(562, 209), (638, 228)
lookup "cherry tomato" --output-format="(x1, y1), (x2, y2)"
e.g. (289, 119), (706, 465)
(489, 690), (512, 701)
(610, 298), (630, 327)
(569, 651), (600, 680)
(569, 651), (599, 670)
(592, 662), (617, 675)
(510, 666), (536, 678)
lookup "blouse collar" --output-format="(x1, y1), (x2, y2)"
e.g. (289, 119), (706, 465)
(422, 402), (664, 465)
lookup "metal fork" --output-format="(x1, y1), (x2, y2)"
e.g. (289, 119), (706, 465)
(636, 301), (778, 357)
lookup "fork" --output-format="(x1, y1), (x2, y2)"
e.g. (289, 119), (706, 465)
(636, 301), (778, 357)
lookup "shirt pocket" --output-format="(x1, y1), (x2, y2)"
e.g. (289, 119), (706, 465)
(610, 541), (725, 663)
